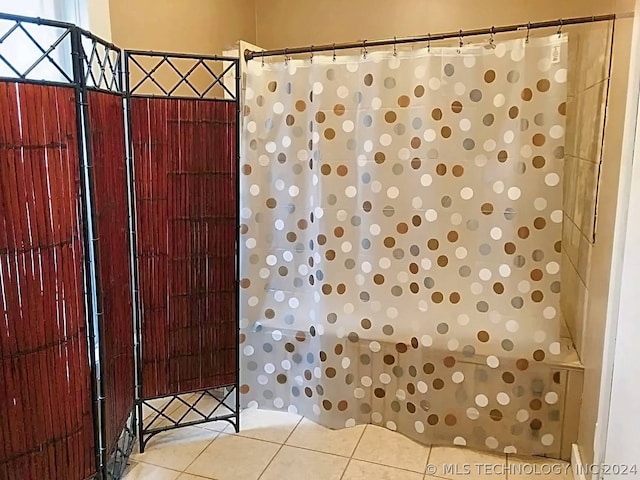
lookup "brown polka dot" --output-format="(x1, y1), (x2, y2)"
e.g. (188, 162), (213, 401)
(243, 105), (251, 116)
(530, 419), (543, 430)
(265, 309), (275, 319)
(338, 400), (348, 411)
(531, 290), (544, 302)
(558, 102), (566, 115)
(268, 81), (277, 92)
(406, 402), (416, 413)
(398, 95), (410, 107)
(490, 409), (503, 421)
(334, 226), (344, 238)
(374, 388), (386, 398)
(385, 111), (397, 123)
(336, 165), (348, 176)
(537, 79), (551, 92)
(509, 106), (520, 119)
(337, 283), (346, 294)
(333, 104), (345, 116)
(428, 414), (439, 425)
(533, 133), (546, 146)
(286, 114), (295, 126)
(504, 242), (516, 254)
(396, 343), (408, 354)
(433, 378), (445, 390)
(364, 73), (373, 86)
(315, 111), (326, 123)
(298, 219), (308, 229)
(497, 150), (508, 163)
(384, 354), (396, 365)
(437, 255), (448, 267)
(266, 198), (277, 208)
(443, 356), (456, 368)
(409, 263), (419, 274)
(397, 223), (409, 234)
(436, 163), (447, 176)
(477, 331), (490, 342)
(533, 349), (546, 361)
(441, 126), (452, 138)
(534, 217), (546, 229)
(427, 239), (439, 250)
(518, 227), (530, 239)
(409, 282), (419, 293)
(431, 291), (444, 303)
(325, 367), (336, 378)
(451, 100), (463, 113)
(240, 224), (249, 234)
(445, 414), (457, 426)
(334, 344), (343, 355)
(530, 269), (543, 281)
(374, 274), (385, 285)
(452, 165), (464, 177)
(374, 152), (386, 164)
(240, 278), (251, 288)
(521, 88), (533, 101)
(412, 215), (422, 227)
(361, 318), (371, 329)
(411, 137), (421, 149)
(555, 241), (562, 253)
(530, 399), (542, 410)
(447, 231), (459, 242)
(321, 164), (331, 175)
(411, 158), (422, 170)
(322, 283), (332, 294)
(294, 100), (306, 112)
(240, 384), (250, 394)
(493, 282), (504, 294)
(449, 292), (461, 304)
(482, 203), (494, 215)
(482, 69), (495, 83)
(432, 108), (443, 121)
(414, 85), (425, 97)
(324, 128), (336, 140)
(384, 236), (396, 248)
(516, 359), (529, 370)
(532, 155), (546, 168)
(363, 201), (372, 212)
(502, 372), (515, 383)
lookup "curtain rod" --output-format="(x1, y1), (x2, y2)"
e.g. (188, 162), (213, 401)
(244, 14), (616, 61)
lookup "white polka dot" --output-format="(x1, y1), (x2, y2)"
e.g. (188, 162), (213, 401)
(417, 381), (428, 394)
(484, 139), (497, 152)
(497, 392), (511, 405)
(418, 300), (429, 312)
(493, 93), (506, 107)
(414, 421), (425, 433)
(490, 227), (503, 240)
(272, 330), (283, 341)
(499, 264), (511, 277)
(386, 307), (398, 318)
(520, 145), (532, 158)
(258, 154), (269, 166)
(504, 130), (515, 143)
(425, 209), (438, 222)
(457, 314), (470, 326)
(516, 409), (529, 422)
(451, 213), (462, 225)
(337, 209), (348, 221)
(313, 82), (324, 95)
(447, 339), (459, 351)
(258, 268), (269, 279)
(421, 173), (433, 186)
(550, 125), (564, 139)
(545, 392), (559, 405)
(247, 121), (257, 133)
(379, 257), (391, 269)
(264, 363), (276, 374)
(506, 320), (520, 333)
(479, 268), (492, 281)
(471, 282), (483, 294)
(507, 187), (521, 200)
(545, 173), (560, 186)
(534, 197), (548, 211)
(265, 141), (277, 153)
(370, 224), (381, 236)
(475, 394), (489, 407)
(534, 330), (546, 343)
(504, 446), (517, 454)
(428, 77), (441, 90)
(459, 118), (471, 131)
(341, 241), (352, 253)
(460, 187), (474, 200)
(257, 375), (268, 385)
(379, 373), (392, 384)
(546, 261), (560, 274)
(454, 436), (467, 446)
(273, 102), (284, 114)
(494, 43), (507, 58)
(486, 436), (500, 449)
(345, 186), (357, 198)
(342, 120), (354, 133)
(370, 181), (381, 193)
(493, 181), (505, 194)
(543, 307), (557, 319)
(354, 387), (365, 399)
(541, 434), (554, 446)
(454, 82), (466, 95)
(538, 57), (552, 72)
(420, 335), (433, 347)
(487, 355), (500, 368)
(387, 186), (399, 199)
(421, 258), (432, 270)
(398, 148), (411, 160)
(455, 247), (468, 259)
(371, 97), (382, 110)
(452, 371), (465, 383)
(423, 129), (436, 142)
(283, 251), (293, 262)
(243, 345), (254, 356)
(346, 63), (358, 72)
(361, 374), (373, 386)
(380, 133), (392, 146)
(475, 155), (488, 167)
(337, 85), (349, 98)
(288, 185), (299, 197)
(467, 407), (480, 420)
(549, 342), (561, 355)
(555, 68), (567, 83)
(510, 46), (525, 62)
(463, 55), (476, 67)
(412, 197), (423, 209)
(414, 65), (426, 79)
(518, 280), (531, 293)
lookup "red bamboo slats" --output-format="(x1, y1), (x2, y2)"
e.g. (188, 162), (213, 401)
(0, 82), (96, 480)
(86, 90), (135, 454)
(130, 97), (237, 399)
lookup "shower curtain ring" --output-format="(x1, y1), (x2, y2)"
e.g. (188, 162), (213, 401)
(310, 45), (314, 63)
(489, 26), (496, 49)
(457, 30), (463, 54)
(427, 33), (431, 52)
(393, 36), (397, 56)
(261, 50), (265, 67)
(525, 22), (531, 44)
(332, 43), (336, 62)
(362, 40), (368, 59)
(284, 48), (289, 66)
(557, 19), (563, 37)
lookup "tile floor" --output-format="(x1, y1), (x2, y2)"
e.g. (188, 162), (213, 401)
(124, 408), (572, 480)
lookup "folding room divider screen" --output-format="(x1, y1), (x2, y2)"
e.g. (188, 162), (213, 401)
(0, 12), (239, 480)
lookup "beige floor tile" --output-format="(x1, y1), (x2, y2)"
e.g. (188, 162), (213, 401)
(130, 426), (219, 471)
(185, 433), (280, 480)
(122, 461), (181, 480)
(285, 418), (365, 457)
(223, 408), (301, 443)
(342, 459), (424, 480)
(176, 474), (211, 480)
(507, 454), (572, 480)
(352, 425), (430, 473)
(428, 446), (507, 480)
(260, 445), (348, 480)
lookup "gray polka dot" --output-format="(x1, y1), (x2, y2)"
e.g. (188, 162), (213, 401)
(394, 123), (406, 135)
(479, 244), (492, 255)
(384, 77), (396, 89)
(470, 89), (483, 102)
(463, 138), (476, 150)
(444, 63), (455, 76)
(437, 322), (449, 334)
(412, 117), (423, 129)
(392, 163), (404, 175)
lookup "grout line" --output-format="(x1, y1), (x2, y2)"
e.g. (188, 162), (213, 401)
(179, 428), (224, 476)
(256, 415), (304, 479)
(337, 422), (368, 480)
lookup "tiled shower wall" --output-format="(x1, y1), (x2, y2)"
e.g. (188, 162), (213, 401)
(561, 22), (613, 358)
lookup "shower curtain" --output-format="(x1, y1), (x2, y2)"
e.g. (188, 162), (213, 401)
(240, 35), (568, 455)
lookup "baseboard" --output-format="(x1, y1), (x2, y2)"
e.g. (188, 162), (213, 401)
(571, 444), (588, 480)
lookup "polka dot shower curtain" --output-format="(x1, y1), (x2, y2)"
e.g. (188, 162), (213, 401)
(240, 34), (568, 456)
